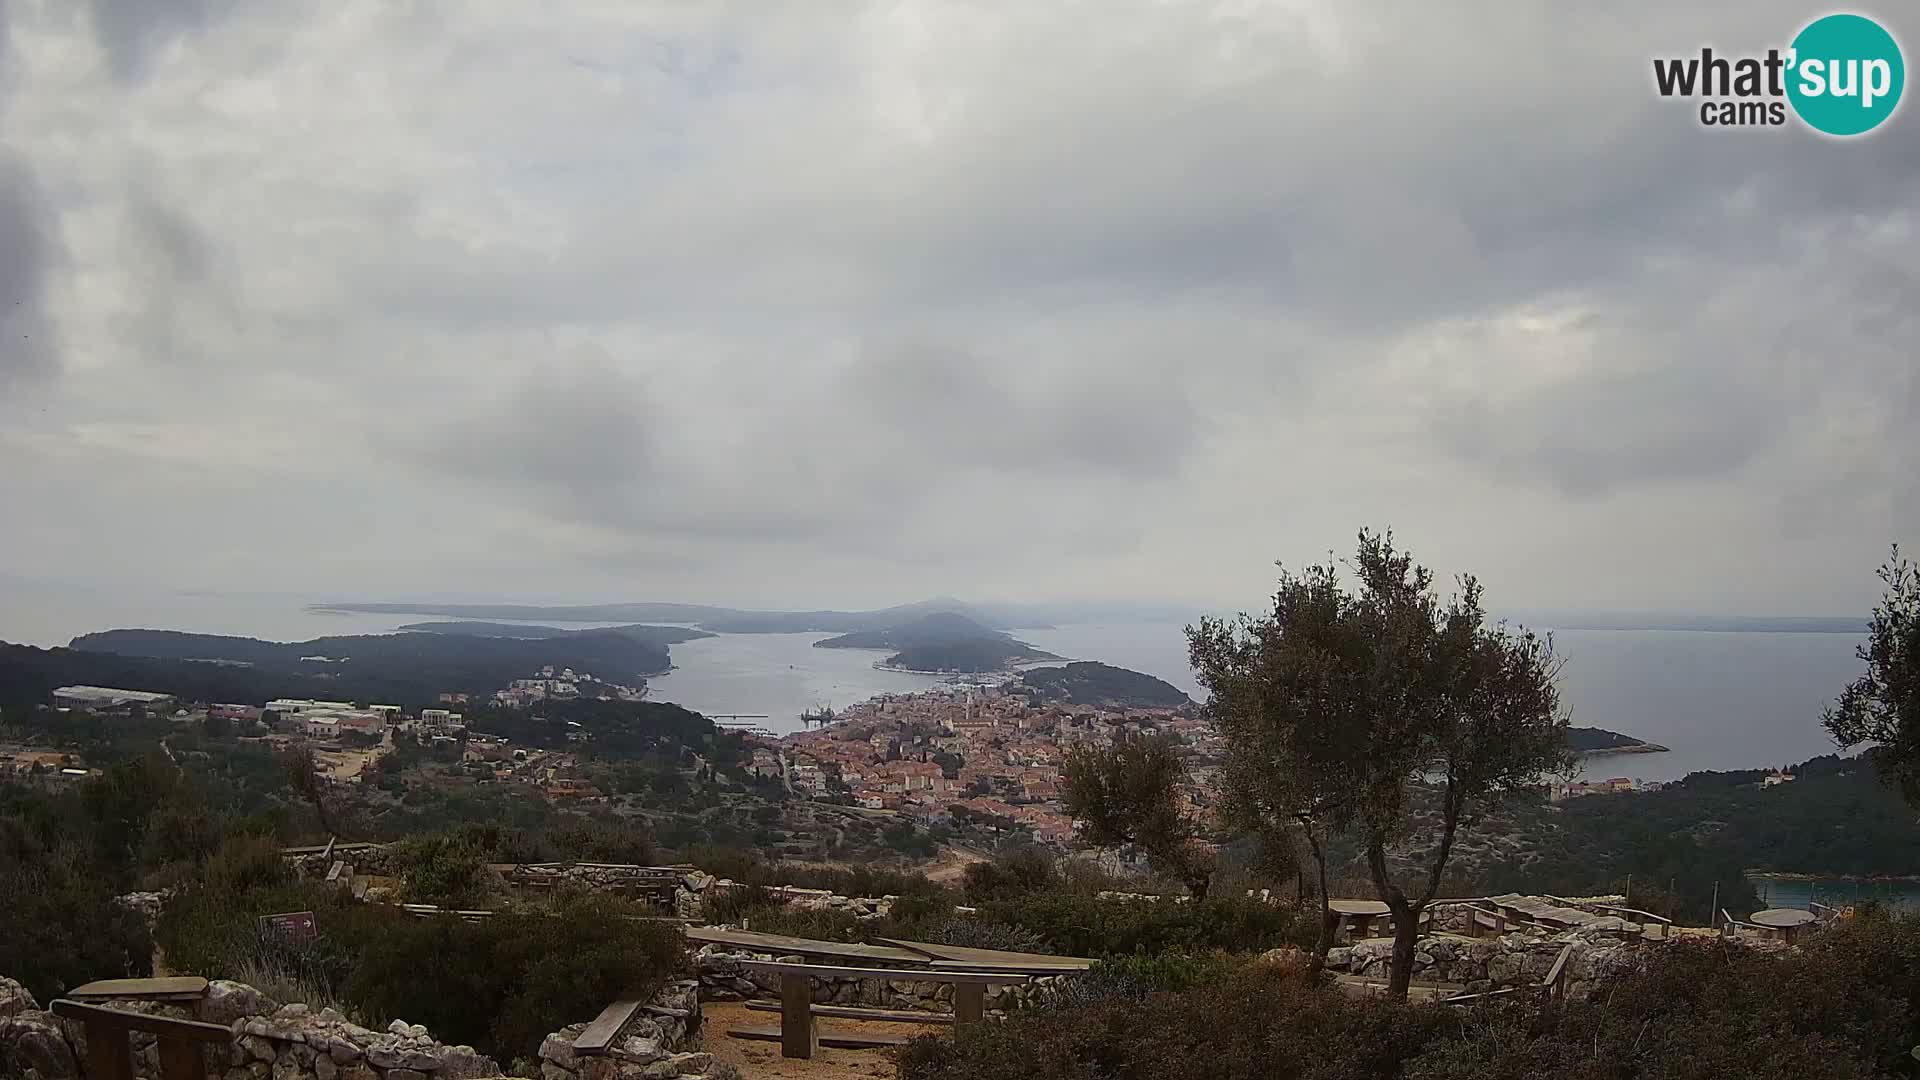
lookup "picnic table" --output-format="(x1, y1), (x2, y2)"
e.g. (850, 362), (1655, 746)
(730, 960), (1029, 1059)
(1750, 908), (1818, 944)
(1329, 899), (1392, 940)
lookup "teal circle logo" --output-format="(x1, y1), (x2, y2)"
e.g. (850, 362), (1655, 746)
(1787, 14), (1904, 136)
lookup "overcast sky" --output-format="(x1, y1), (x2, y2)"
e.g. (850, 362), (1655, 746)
(1, 1), (1915, 617)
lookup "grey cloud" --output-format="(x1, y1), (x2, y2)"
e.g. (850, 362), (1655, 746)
(1435, 364), (1786, 497)
(0, 0), (1916, 611)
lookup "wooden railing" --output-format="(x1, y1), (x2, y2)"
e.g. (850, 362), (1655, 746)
(51, 1000), (231, 1080)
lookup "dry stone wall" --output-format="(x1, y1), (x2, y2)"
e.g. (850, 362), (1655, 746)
(1325, 928), (1636, 999)
(0, 977), (731, 1080)
(692, 946), (1070, 1014)
(534, 981), (713, 1080)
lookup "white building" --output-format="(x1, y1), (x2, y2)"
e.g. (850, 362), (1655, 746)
(52, 686), (176, 711)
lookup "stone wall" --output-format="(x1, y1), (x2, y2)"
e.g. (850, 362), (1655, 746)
(534, 981), (716, 1080)
(0, 976), (733, 1080)
(1325, 928), (1636, 1000)
(0, 978), (498, 1080)
(692, 946), (1071, 1014)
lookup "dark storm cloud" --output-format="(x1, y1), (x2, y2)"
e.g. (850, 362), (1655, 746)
(0, 153), (54, 386)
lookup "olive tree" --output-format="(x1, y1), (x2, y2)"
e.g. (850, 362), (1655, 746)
(1061, 732), (1215, 897)
(1193, 529), (1569, 998)
(1825, 545), (1920, 805)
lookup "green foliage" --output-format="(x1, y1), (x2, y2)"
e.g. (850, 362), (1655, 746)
(903, 915), (1920, 1080)
(158, 868), (681, 1063)
(387, 832), (494, 906)
(900, 966), (1452, 1080)
(0, 811), (152, 1001)
(1190, 528), (1571, 997)
(961, 848), (1060, 904)
(1825, 544), (1920, 806)
(343, 894), (683, 1061)
(974, 890), (1312, 958)
(1062, 733), (1214, 896)
(1047, 951), (1245, 1009)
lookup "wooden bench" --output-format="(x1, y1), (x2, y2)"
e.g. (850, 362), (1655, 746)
(51, 999), (231, 1080)
(67, 978), (211, 1003)
(744, 1001), (955, 1024)
(733, 960), (1029, 1059)
(572, 998), (648, 1056)
(1593, 904), (1672, 939)
(1462, 905), (1509, 937)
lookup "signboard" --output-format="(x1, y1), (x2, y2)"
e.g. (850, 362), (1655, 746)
(258, 911), (317, 944)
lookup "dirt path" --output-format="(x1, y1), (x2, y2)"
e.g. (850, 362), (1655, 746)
(923, 845), (989, 885)
(699, 1001), (942, 1079)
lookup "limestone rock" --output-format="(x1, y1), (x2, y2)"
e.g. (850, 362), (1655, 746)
(315, 1055), (337, 1080)
(0, 977), (38, 1018)
(387, 1069), (428, 1080)
(665, 1051), (712, 1075)
(202, 982), (278, 1027)
(340, 1065), (377, 1080)
(240, 1034), (280, 1063)
(0, 1012), (78, 1080)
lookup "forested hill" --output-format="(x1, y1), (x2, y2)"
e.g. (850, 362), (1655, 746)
(71, 628), (672, 681)
(814, 613), (1060, 673)
(1019, 662), (1192, 708)
(0, 625), (675, 707)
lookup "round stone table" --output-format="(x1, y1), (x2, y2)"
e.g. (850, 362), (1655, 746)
(1749, 907), (1818, 943)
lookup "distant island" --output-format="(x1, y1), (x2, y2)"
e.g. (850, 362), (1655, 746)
(396, 621), (713, 645)
(1018, 661), (1192, 709)
(1568, 726), (1670, 755)
(310, 596), (1049, 633)
(24, 626), (683, 706)
(815, 613), (1061, 674)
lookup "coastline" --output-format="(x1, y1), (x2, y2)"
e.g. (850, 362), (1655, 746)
(1747, 870), (1920, 883)
(1576, 741), (1671, 757)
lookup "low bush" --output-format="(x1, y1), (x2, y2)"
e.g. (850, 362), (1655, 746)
(157, 863), (683, 1063)
(902, 914), (1920, 1080)
(901, 965), (1451, 1080)
(973, 890), (1313, 957)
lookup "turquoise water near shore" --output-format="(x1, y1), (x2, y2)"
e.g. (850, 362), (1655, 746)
(1750, 877), (1920, 911)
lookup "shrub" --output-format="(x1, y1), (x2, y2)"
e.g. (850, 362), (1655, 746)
(387, 832), (493, 906)
(900, 965), (1450, 1080)
(341, 894), (683, 1060)
(974, 890), (1312, 957)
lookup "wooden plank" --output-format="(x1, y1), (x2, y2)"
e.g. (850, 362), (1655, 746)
(1541, 944), (1573, 999)
(739, 961), (1029, 985)
(924, 960), (1094, 976)
(572, 999), (645, 1056)
(50, 1001), (233, 1043)
(780, 972), (816, 1060)
(68, 978), (210, 1002)
(687, 927), (928, 964)
(875, 938), (1094, 970)
(157, 1036), (207, 1080)
(953, 982), (985, 1027)
(727, 1025), (911, 1050)
(744, 1001), (954, 1024)
(83, 1015), (136, 1080)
